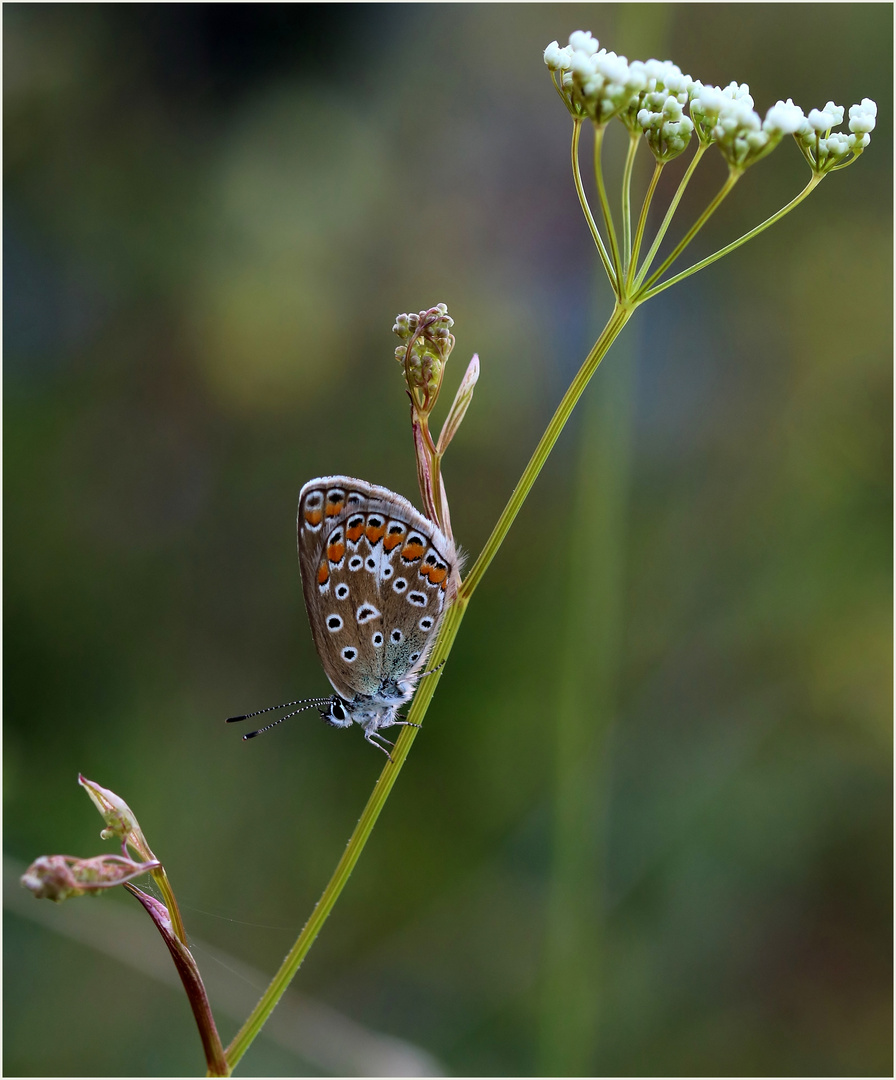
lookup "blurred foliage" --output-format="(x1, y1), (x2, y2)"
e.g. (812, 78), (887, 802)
(4, 4), (892, 1076)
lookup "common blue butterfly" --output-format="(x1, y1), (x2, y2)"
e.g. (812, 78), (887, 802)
(228, 477), (458, 756)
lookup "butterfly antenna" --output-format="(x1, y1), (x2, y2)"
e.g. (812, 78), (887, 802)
(226, 697), (331, 724)
(239, 701), (329, 741)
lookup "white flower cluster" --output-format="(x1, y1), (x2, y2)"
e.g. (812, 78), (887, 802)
(793, 97), (878, 172)
(545, 31), (694, 129)
(689, 82), (777, 169)
(544, 31), (878, 173)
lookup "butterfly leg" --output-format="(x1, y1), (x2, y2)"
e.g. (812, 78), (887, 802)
(364, 729), (396, 760)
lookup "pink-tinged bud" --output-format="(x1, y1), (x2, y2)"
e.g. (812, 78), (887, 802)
(79, 774), (156, 862)
(437, 353), (480, 454)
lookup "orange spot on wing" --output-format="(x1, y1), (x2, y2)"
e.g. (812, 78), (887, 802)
(383, 530), (405, 551)
(326, 499), (345, 517)
(426, 566), (448, 585)
(327, 541), (346, 563)
(318, 562), (330, 585)
(366, 521), (387, 545)
(346, 521), (364, 543)
(304, 508), (323, 526)
(401, 541), (425, 562)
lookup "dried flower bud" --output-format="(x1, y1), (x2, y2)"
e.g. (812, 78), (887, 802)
(21, 853), (160, 902)
(79, 774), (156, 863)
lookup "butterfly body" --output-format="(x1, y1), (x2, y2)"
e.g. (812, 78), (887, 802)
(297, 476), (458, 753)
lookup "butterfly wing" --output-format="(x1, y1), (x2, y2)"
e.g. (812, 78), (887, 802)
(298, 477), (458, 703)
(298, 478), (384, 701)
(378, 520), (455, 685)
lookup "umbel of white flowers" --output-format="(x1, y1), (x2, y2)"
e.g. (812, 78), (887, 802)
(545, 30), (877, 174)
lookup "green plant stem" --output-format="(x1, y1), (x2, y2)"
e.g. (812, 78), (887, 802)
(593, 124), (624, 287)
(224, 599), (465, 1070)
(633, 142), (708, 291)
(224, 300), (635, 1071)
(626, 159), (663, 294)
(149, 866), (188, 946)
(636, 166), (741, 296)
(572, 120), (615, 286)
(637, 172), (823, 301)
(620, 131), (640, 275)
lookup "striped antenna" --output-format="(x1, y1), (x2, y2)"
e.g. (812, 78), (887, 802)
(226, 697), (332, 741)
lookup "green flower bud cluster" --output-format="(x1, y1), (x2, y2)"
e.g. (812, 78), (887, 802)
(393, 303), (455, 414)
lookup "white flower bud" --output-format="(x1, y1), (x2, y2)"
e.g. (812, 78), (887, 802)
(663, 96), (685, 121)
(722, 81), (753, 108)
(763, 98), (806, 135)
(824, 132), (850, 157)
(692, 84), (727, 117)
(808, 101), (844, 133)
(568, 30), (599, 56)
(627, 60), (648, 93)
(596, 51), (630, 85)
(544, 41), (571, 71)
(569, 50), (595, 78)
(848, 98), (877, 135)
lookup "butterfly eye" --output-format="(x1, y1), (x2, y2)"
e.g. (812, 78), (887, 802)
(332, 701), (346, 721)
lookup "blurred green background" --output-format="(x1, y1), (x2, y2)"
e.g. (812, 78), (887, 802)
(4, 4), (892, 1076)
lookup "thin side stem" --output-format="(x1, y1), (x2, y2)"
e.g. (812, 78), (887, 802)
(571, 120), (615, 286)
(592, 124), (624, 288)
(625, 159), (663, 294)
(150, 866), (187, 946)
(637, 173), (823, 302)
(636, 166), (742, 296)
(620, 131), (640, 275)
(633, 141), (710, 290)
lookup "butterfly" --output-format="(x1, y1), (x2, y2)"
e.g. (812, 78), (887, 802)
(228, 477), (459, 756)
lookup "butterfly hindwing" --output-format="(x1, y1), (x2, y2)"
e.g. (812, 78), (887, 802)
(298, 477), (457, 705)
